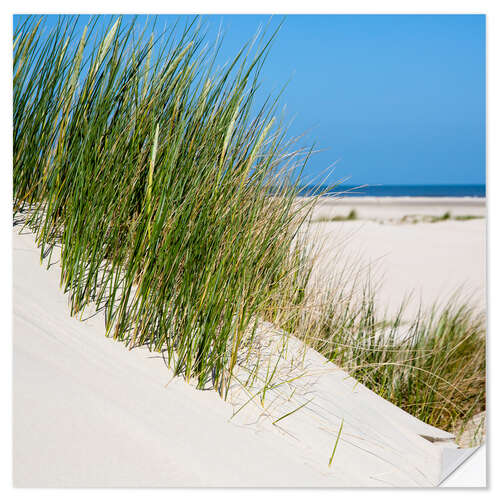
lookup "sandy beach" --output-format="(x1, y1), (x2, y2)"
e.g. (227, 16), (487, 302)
(306, 197), (486, 316)
(12, 196), (485, 487)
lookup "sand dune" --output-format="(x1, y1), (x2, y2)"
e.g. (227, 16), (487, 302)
(13, 221), (479, 487)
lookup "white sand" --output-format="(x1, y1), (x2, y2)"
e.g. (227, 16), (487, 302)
(13, 221), (478, 487)
(306, 197), (486, 316)
(312, 196), (486, 220)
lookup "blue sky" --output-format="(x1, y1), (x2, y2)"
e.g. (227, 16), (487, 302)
(214, 15), (486, 186)
(15, 14), (485, 185)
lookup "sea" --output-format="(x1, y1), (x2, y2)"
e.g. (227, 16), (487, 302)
(297, 184), (486, 198)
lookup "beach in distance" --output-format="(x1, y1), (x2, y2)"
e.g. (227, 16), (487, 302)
(304, 194), (486, 316)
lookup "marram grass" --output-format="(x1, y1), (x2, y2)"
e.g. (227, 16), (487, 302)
(295, 276), (486, 436)
(13, 15), (315, 395)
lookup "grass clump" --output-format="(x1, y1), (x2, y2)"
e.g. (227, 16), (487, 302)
(346, 209), (357, 220)
(398, 212), (484, 224)
(314, 209), (357, 223)
(429, 211), (451, 223)
(296, 281), (486, 435)
(454, 215), (484, 221)
(13, 15), (316, 395)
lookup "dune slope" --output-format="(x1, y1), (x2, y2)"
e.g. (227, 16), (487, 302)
(13, 228), (475, 487)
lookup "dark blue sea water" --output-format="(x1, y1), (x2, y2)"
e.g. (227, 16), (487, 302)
(297, 184), (486, 198)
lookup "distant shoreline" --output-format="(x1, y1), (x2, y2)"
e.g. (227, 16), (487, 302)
(296, 184), (486, 198)
(310, 196), (486, 206)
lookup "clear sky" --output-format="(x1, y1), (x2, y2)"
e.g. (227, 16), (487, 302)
(213, 15), (486, 186)
(15, 14), (486, 186)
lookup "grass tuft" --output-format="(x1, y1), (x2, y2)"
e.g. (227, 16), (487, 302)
(293, 278), (486, 436)
(313, 209), (358, 223)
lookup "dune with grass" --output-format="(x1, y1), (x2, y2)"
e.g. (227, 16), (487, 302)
(13, 227), (480, 486)
(13, 15), (485, 487)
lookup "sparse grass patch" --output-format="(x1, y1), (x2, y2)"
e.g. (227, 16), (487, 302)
(429, 211), (451, 223)
(313, 209), (358, 223)
(454, 215), (485, 221)
(394, 212), (484, 225)
(291, 280), (486, 437)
